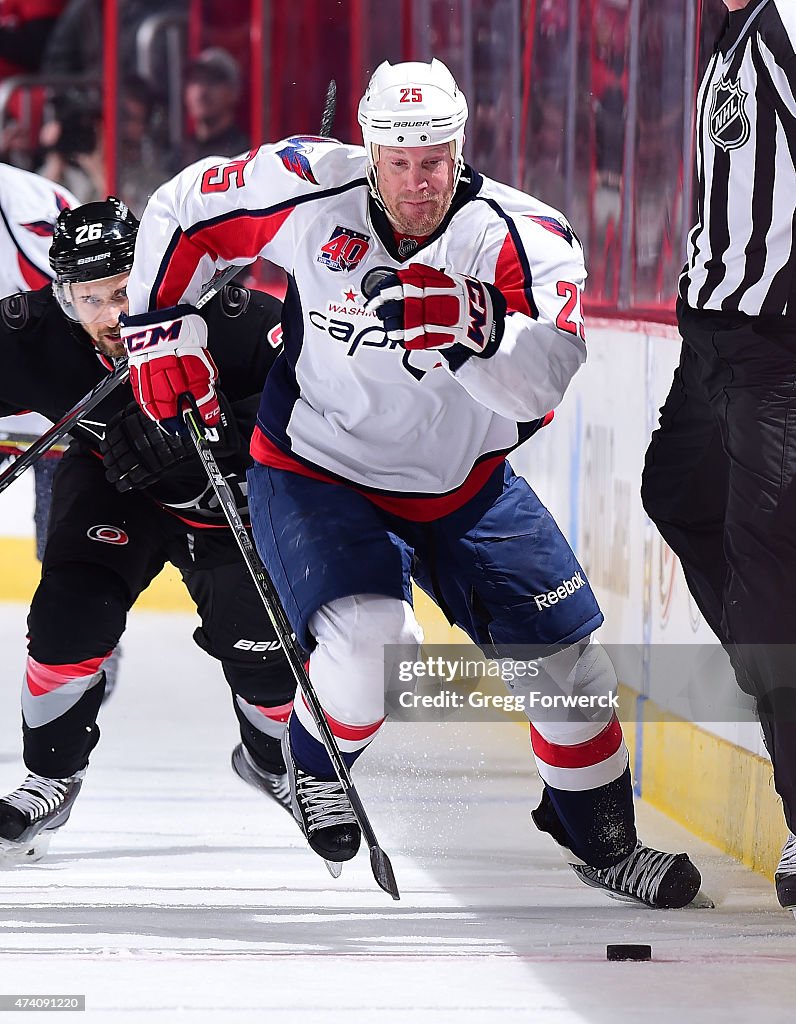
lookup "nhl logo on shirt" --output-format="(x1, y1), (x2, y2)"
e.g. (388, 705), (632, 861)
(398, 237), (418, 258)
(317, 226), (371, 273)
(709, 76), (750, 152)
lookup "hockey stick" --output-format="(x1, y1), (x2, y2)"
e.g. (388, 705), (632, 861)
(186, 77), (399, 896)
(181, 405), (400, 900)
(0, 361), (130, 496)
(319, 79), (337, 137)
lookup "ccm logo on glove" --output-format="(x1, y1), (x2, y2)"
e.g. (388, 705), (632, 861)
(124, 320), (183, 353)
(120, 306), (220, 428)
(460, 279), (488, 347)
(363, 263), (506, 369)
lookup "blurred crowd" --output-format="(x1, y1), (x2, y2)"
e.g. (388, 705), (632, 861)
(0, 0), (729, 309)
(0, 0), (251, 216)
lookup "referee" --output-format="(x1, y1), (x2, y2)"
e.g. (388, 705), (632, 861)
(642, 0), (796, 913)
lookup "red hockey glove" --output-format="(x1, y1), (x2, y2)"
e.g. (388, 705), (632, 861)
(364, 264), (506, 362)
(120, 306), (220, 429)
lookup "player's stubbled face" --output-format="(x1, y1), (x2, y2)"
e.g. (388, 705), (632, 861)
(71, 272), (129, 359)
(376, 144), (456, 237)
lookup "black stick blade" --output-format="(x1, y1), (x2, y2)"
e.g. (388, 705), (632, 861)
(370, 845), (400, 900)
(320, 79), (337, 137)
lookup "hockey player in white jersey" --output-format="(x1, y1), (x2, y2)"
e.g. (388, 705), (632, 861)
(122, 59), (702, 908)
(0, 162), (77, 296)
(0, 163), (78, 564)
(0, 161), (77, 513)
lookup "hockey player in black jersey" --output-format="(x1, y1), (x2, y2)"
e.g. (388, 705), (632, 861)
(0, 198), (295, 862)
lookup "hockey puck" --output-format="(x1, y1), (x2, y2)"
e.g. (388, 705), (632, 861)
(606, 944), (652, 961)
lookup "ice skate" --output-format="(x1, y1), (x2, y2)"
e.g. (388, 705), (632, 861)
(0, 771), (84, 863)
(775, 832), (796, 915)
(571, 842), (702, 909)
(281, 725), (360, 875)
(230, 742), (291, 813)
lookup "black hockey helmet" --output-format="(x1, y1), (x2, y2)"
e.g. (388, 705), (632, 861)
(50, 197), (138, 322)
(50, 196), (138, 284)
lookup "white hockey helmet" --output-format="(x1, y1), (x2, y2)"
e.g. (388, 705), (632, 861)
(357, 59), (468, 200)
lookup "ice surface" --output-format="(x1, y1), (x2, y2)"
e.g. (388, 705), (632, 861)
(0, 604), (793, 1023)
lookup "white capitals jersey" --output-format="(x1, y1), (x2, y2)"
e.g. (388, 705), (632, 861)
(0, 164), (76, 440)
(128, 139), (587, 519)
(0, 163), (76, 298)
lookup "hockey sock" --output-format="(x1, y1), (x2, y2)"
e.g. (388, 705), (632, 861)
(22, 653), (111, 777)
(529, 714), (636, 866)
(243, 733), (286, 774)
(233, 696), (293, 772)
(288, 714), (372, 778)
(533, 767), (638, 867)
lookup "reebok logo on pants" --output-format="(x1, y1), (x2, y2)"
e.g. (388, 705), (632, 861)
(533, 571), (586, 611)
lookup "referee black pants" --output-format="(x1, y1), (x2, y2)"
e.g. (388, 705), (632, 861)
(642, 300), (796, 832)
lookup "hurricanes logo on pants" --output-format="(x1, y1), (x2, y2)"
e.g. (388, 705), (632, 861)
(87, 525), (129, 545)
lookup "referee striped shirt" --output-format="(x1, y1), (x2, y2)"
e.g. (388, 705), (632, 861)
(680, 0), (796, 316)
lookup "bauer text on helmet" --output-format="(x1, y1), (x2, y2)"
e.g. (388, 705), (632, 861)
(357, 59), (468, 202)
(50, 197), (138, 358)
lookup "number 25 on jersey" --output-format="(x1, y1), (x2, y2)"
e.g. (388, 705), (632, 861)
(556, 281), (586, 342)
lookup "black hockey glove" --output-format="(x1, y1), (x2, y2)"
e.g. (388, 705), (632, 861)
(100, 401), (193, 492)
(101, 393), (242, 493)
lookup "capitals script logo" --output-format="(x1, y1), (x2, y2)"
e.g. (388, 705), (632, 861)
(709, 76), (750, 152)
(317, 226), (371, 273)
(276, 136), (331, 184)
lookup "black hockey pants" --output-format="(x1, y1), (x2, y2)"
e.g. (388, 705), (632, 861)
(642, 299), (796, 830)
(24, 449), (295, 777)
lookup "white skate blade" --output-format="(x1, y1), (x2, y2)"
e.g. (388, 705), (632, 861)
(602, 887), (715, 909)
(0, 834), (51, 865)
(324, 859), (343, 878)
